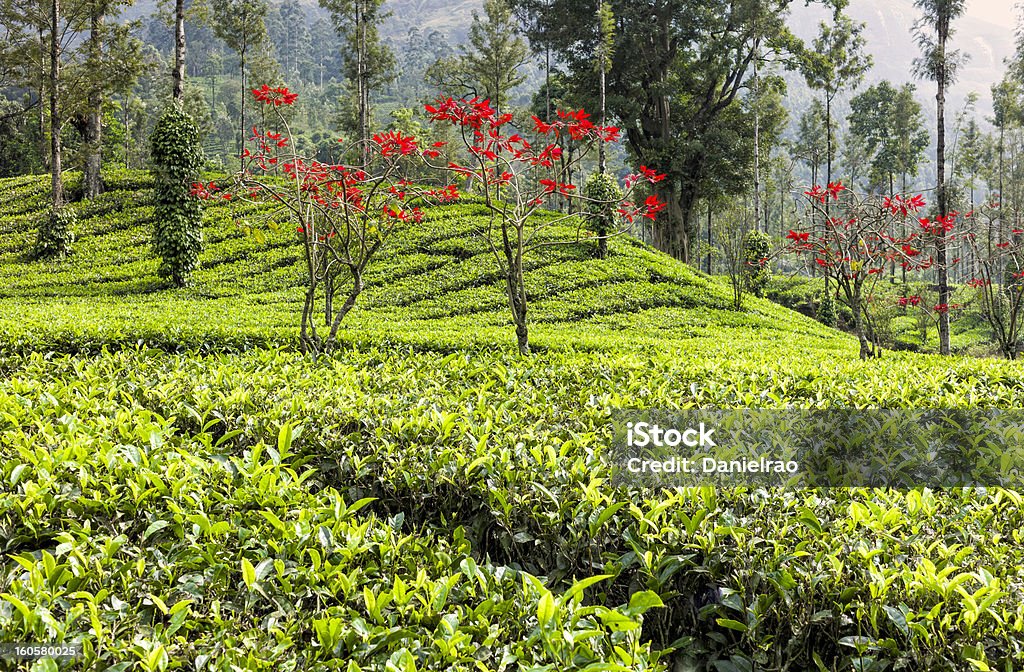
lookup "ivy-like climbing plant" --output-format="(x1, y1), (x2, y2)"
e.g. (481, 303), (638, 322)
(150, 105), (205, 287)
(583, 172), (622, 259)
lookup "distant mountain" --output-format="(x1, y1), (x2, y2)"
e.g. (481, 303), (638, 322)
(787, 0), (1016, 121)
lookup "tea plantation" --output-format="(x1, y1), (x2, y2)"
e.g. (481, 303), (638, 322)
(2, 172), (1023, 671)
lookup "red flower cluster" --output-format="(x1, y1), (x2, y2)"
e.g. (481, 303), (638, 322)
(919, 212), (956, 234)
(252, 84), (298, 106)
(384, 206), (424, 223)
(933, 303), (960, 314)
(624, 165), (667, 189)
(539, 178), (576, 195)
(804, 181), (846, 203)
(373, 131), (419, 157)
(529, 109), (620, 143)
(617, 195), (667, 223)
(967, 278), (991, 288)
(425, 97), (503, 130)
(882, 194), (926, 216)
(426, 185), (460, 203)
(191, 181), (220, 199)
(897, 295), (922, 308)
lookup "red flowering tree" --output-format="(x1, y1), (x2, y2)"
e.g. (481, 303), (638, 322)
(423, 97), (666, 355)
(959, 203), (1024, 359)
(195, 85), (444, 357)
(784, 183), (933, 359)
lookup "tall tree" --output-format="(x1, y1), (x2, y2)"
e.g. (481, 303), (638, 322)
(794, 100), (833, 188)
(509, 0), (822, 263)
(848, 81), (928, 196)
(172, 0), (185, 101)
(801, 11), (871, 210)
(319, 0), (394, 164)
(212, 0), (268, 169)
(914, 0), (968, 356)
(81, 0), (144, 197)
(460, 0), (528, 116)
(595, 0), (613, 174)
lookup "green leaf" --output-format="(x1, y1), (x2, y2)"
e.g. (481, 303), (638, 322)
(536, 590), (556, 626)
(241, 558), (256, 590)
(717, 618), (748, 632)
(625, 590), (663, 616)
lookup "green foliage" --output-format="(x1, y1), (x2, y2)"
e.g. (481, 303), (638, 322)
(741, 230), (772, 297)
(150, 106), (204, 287)
(816, 285), (838, 328)
(583, 171), (622, 258)
(31, 206), (77, 260)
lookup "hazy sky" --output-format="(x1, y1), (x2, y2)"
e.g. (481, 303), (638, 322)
(966, 0), (1018, 27)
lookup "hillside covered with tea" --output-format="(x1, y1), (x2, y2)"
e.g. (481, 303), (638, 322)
(2, 172), (1024, 671)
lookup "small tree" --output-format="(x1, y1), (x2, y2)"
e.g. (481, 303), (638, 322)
(962, 203), (1024, 359)
(784, 183), (932, 359)
(151, 104), (204, 287)
(712, 203), (752, 311)
(424, 97), (665, 355)
(197, 85), (441, 357)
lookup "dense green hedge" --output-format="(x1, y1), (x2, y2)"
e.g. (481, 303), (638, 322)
(2, 347), (1023, 670)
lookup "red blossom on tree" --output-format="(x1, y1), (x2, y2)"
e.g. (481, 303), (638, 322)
(423, 95), (665, 354)
(251, 84), (299, 106)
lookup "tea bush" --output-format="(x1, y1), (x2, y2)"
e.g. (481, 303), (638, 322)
(1, 173), (1023, 670)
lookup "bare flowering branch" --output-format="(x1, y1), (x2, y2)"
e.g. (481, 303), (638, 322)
(782, 182), (937, 359)
(422, 95), (666, 354)
(192, 84), (451, 358)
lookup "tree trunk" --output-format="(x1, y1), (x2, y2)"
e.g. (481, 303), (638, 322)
(325, 270), (363, 350)
(936, 26), (950, 356)
(705, 200), (712, 274)
(502, 231), (530, 356)
(357, 0), (369, 167)
(50, 0), (63, 209)
(84, 6), (104, 199)
(173, 0), (185, 102)
(239, 40), (247, 171)
(752, 46), (760, 233)
(38, 24), (48, 170)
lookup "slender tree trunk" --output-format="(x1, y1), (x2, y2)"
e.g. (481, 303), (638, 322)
(357, 0), (369, 167)
(38, 24), (48, 170)
(706, 200), (712, 274)
(84, 5), (104, 198)
(752, 46), (760, 233)
(239, 40), (247, 171)
(123, 97), (130, 168)
(824, 92), (833, 297)
(902, 171), (908, 284)
(936, 26), (950, 356)
(173, 0), (185, 102)
(50, 0), (63, 209)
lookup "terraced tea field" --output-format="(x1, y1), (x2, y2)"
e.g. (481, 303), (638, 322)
(1, 172), (1023, 671)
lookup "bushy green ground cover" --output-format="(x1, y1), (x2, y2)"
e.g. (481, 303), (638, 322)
(2, 172), (1023, 671)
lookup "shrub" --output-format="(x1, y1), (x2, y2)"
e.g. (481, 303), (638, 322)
(150, 104), (204, 287)
(741, 229), (772, 297)
(816, 286), (838, 328)
(583, 171), (622, 259)
(31, 205), (76, 259)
